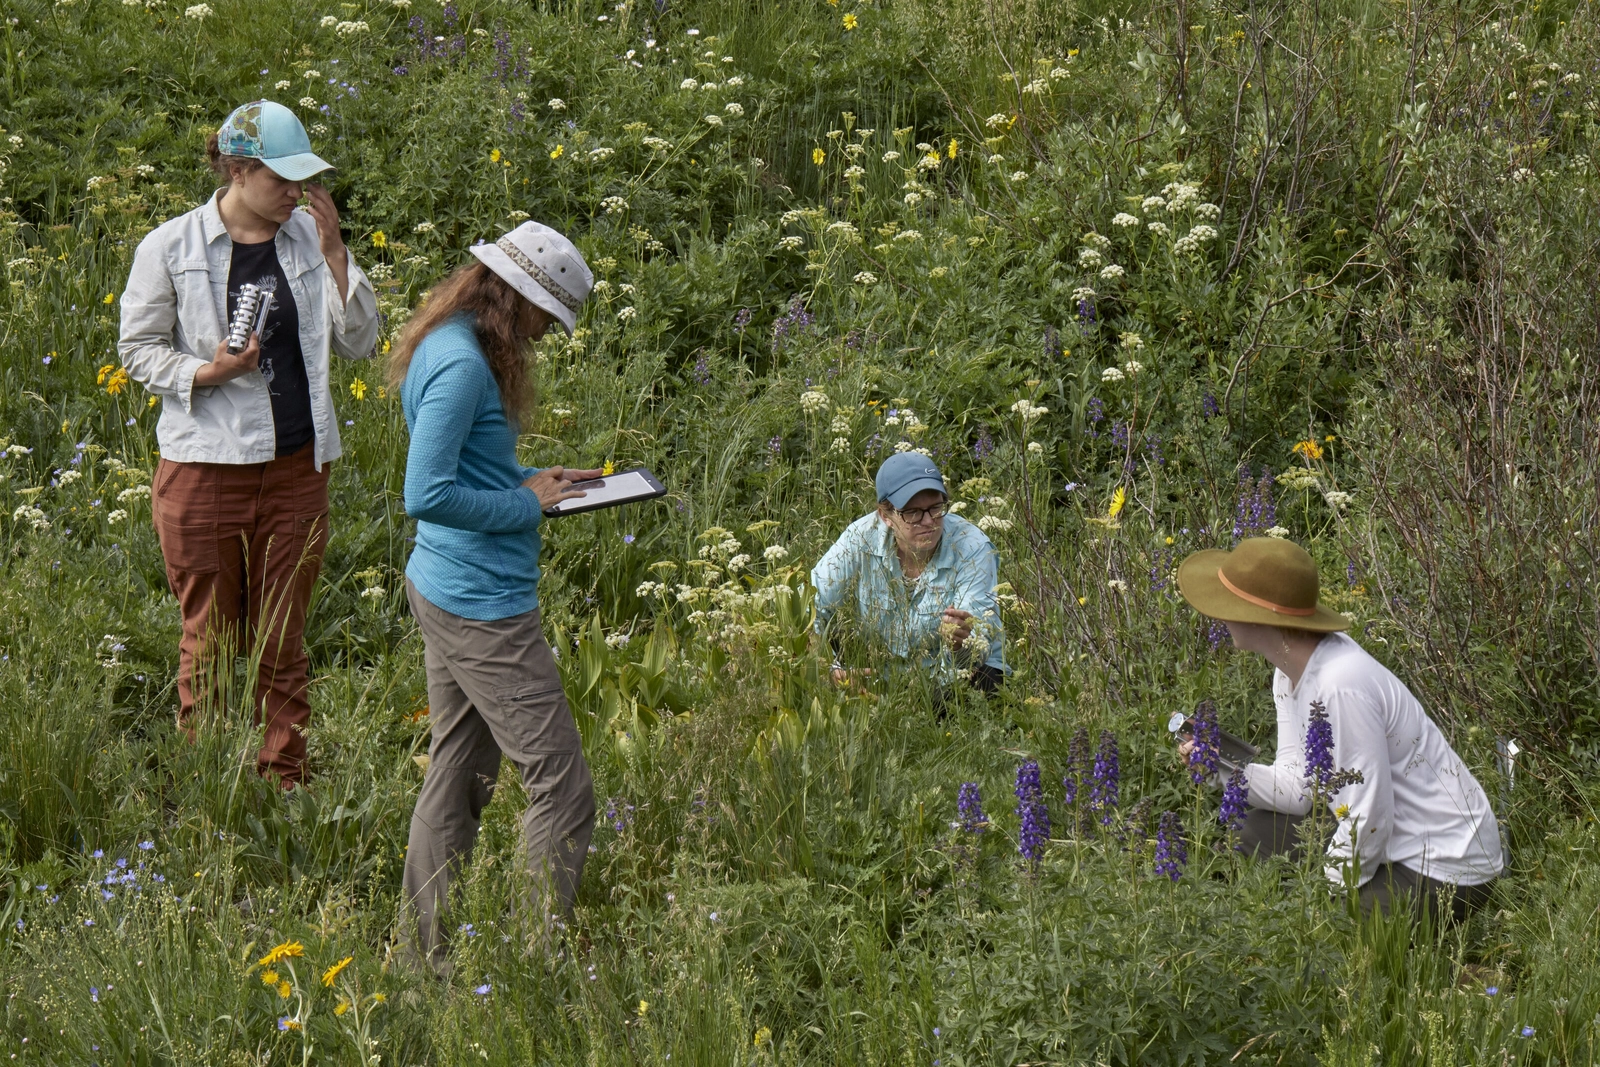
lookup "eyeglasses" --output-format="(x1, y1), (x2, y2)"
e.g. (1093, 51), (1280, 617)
(893, 502), (947, 526)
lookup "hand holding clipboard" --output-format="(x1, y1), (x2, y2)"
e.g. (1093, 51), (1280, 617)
(525, 466), (668, 517)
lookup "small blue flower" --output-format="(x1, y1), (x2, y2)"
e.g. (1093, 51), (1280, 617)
(35, 884), (47, 892)
(90, 986), (99, 1003)
(277, 1017), (291, 1031)
(92, 849), (104, 859)
(84, 919), (95, 926)
(473, 983), (492, 996)
(137, 840), (154, 850)
(1486, 986), (1498, 996)
(623, 534), (635, 544)
(102, 889), (114, 901)
(13, 920), (22, 931)
(1521, 1026), (1535, 1038)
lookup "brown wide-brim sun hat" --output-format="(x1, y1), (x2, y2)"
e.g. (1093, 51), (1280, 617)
(1176, 536), (1349, 632)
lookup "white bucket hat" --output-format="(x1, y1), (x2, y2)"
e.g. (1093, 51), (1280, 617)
(469, 221), (593, 335)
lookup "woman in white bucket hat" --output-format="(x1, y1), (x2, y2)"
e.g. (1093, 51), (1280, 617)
(387, 221), (599, 972)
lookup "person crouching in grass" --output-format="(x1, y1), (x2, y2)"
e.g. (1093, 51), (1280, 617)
(1174, 536), (1503, 921)
(811, 452), (1007, 697)
(387, 222), (601, 974)
(119, 100), (379, 786)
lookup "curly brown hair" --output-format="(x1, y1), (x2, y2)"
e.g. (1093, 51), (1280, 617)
(204, 131), (265, 182)
(387, 261), (535, 421)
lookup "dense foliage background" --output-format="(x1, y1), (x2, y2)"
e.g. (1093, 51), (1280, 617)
(3, 0), (1600, 1061)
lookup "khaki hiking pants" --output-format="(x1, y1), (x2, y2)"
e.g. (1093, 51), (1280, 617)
(1238, 806), (1495, 923)
(402, 581), (595, 967)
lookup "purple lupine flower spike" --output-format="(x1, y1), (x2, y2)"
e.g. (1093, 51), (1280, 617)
(1304, 700), (1335, 788)
(1153, 811), (1187, 880)
(1219, 771), (1249, 829)
(1090, 731), (1120, 825)
(1014, 761), (1050, 864)
(957, 782), (987, 833)
(1188, 700), (1222, 785)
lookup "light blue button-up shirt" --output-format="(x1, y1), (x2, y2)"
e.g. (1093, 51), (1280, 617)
(811, 511), (1006, 676)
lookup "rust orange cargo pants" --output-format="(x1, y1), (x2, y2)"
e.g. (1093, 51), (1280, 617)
(151, 444), (329, 784)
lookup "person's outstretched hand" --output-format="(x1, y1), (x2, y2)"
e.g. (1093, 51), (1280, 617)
(525, 466), (604, 511)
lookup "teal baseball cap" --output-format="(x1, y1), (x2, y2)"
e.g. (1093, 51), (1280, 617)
(216, 100), (332, 181)
(875, 452), (947, 509)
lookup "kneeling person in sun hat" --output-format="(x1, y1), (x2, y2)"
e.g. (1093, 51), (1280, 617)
(389, 221), (602, 972)
(811, 453), (1007, 693)
(1175, 537), (1502, 920)
(119, 100), (379, 786)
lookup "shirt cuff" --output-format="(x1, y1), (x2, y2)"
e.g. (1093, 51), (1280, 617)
(175, 355), (208, 414)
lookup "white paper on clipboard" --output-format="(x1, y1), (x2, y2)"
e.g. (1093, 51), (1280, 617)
(543, 468), (666, 516)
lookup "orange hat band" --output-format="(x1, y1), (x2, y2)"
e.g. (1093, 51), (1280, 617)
(1216, 568), (1317, 617)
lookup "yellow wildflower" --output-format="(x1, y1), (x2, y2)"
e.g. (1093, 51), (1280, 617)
(277, 981), (292, 999)
(377, 385), (387, 399)
(1335, 804), (1351, 820)
(1324, 434), (1336, 443)
(812, 147), (826, 165)
(371, 993), (387, 1004)
(1077, 596), (1087, 605)
(826, 0), (838, 6)
(490, 148), (502, 163)
(1107, 485), (1126, 519)
(260, 970), (279, 986)
(754, 1026), (772, 1047)
(602, 460), (616, 476)
(148, 394), (159, 408)
(371, 231), (387, 249)
(258, 940), (305, 967)
(350, 378), (367, 401)
(334, 998), (351, 1016)
(637, 1000), (650, 1016)
(947, 138), (958, 159)
(1292, 439), (1325, 462)
(97, 363), (115, 386)
(322, 955), (354, 987)
(550, 144), (565, 160)
(381, 339), (392, 355)
(1165, 535), (1174, 545)
(105, 368), (130, 396)
(281, 1018), (302, 1030)
(102, 292), (115, 305)
(842, 12), (858, 29)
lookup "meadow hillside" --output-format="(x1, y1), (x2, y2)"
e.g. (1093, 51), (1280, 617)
(3, 0), (1600, 1062)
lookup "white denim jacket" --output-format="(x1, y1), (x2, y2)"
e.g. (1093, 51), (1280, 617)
(119, 190), (379, 470)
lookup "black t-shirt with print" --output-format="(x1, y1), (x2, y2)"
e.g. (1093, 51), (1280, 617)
(227, 238), (314, 456)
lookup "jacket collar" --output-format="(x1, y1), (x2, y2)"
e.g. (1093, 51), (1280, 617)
(200, 190), (230, 245)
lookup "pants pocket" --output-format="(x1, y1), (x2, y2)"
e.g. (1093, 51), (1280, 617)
(491, 681), (580, 755)
(157, 518), (221, 576)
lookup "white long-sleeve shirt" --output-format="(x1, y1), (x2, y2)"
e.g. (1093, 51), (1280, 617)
(119, 191), (378, 471)
(1246, 632), (1502, 887)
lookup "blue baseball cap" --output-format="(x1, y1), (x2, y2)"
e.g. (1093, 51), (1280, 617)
(875, 453), (947, 509)
(216, 100), (333, 182)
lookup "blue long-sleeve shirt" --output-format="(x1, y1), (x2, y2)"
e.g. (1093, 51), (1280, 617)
(401, 315), (544, 620)
(811, 512), (1006, 678)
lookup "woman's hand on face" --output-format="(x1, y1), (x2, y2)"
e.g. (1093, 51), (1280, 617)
(303, 184), (345, 260)
(194, 333), (260, 388)
(524, 466), (604, 510)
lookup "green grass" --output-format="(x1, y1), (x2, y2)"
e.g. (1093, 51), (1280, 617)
(4, 0), (1600, 1061)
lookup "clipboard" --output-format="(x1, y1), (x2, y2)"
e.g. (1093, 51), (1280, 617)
(542, 467), (667, 517)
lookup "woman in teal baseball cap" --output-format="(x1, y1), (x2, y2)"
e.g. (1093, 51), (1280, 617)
(811, 452), (1007, 696)
(118, 100), (380, 786)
